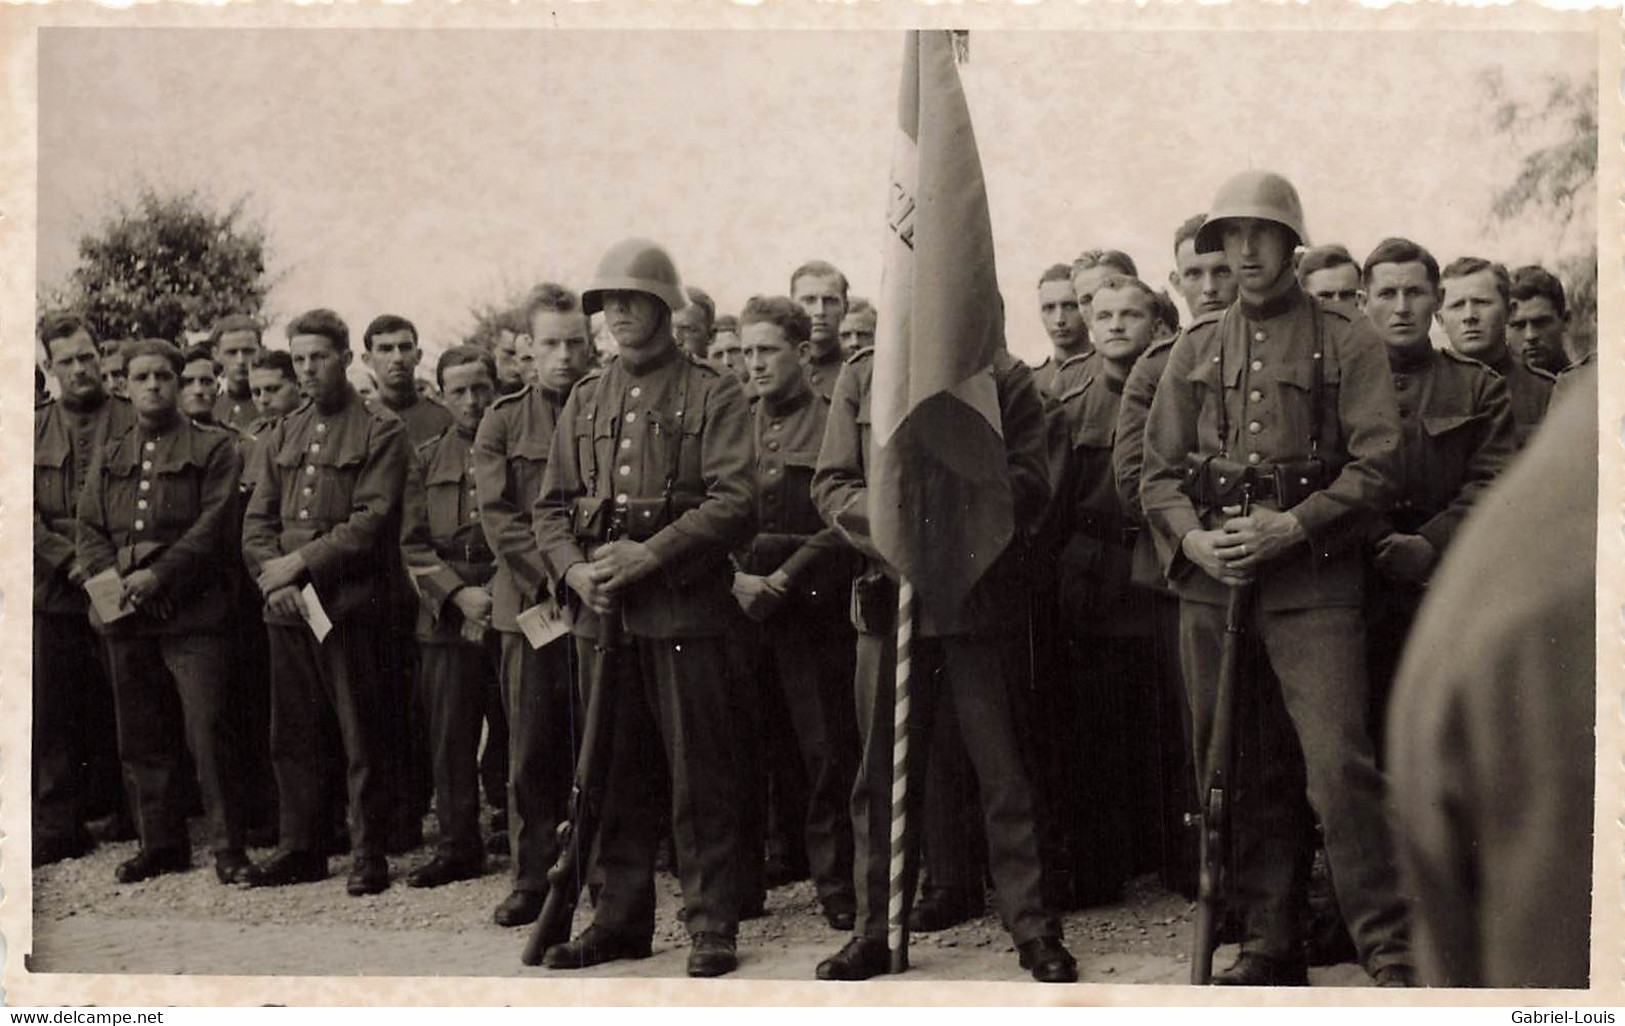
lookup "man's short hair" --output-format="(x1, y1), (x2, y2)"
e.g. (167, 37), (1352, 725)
(714, 314), (740, 335)
(122, 337), (185, 375)
(1362, 238), (1441, 289)
(180, 343), (222, 373)
(1298, 244), (1359, 284)
(39, 311), (93, 361)
(208, 314), (262, 348)
(789, 260), (850, 301)
(1038, 263), (1074, 288)
(1071, 248), (1139, 279)
(286, 308), (351, 352)
(436, 344), (499, 389)
(685, 287), (717, 331)
(1172, 214), (1208, 256)
(1151, 290), (1181, 334)
(1440, 256), (1510, 306)
(1511, 264), (1568, 317)
(363, 314), (418, 351)
(1091, 274), (1159, 307)
(522, 282), (582, 327)
(846, 297), (876, 318)
(251, 348), (297, 381)
(739, 295), (812, 345)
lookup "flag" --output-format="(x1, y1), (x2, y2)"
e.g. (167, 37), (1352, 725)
(871, 29), (1011, 621)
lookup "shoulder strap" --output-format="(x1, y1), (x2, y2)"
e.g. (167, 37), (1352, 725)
(1308, 296), (1325, 457)
(1216, 307), (1233, 455)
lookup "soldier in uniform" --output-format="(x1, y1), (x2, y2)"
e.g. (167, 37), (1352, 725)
(76, 338), (251, 884)
(210, 314), (264, 432)
(1031, 264), (1088, 398)
(1141, 171), (1416, 987)
(811, 340), (1078, 984)
(790, 260), (850, 401)
(532, 239), (754, 978)
(673, 286), (716, 361)
(490, 320), (529, 396)
(241, 308), (411, 896)
(472, 282), (595, 927)
(249, 350), (304, 424)
(364, 315), (454, 444)
(34, 314), (136, 865)
(179, 346), (227, 425)
(837, 299), (877, 360)
(1360, 238), (1515, 754)
(1508, 265), (1575, 376)
(1296, 245), (1364, 319)
(731, 295), (861, 931)
(400, 346), (505, 887)
(1437, 257), (1554, 448)
(708, 314), (747, 383)
(1069, 249), (1138, 325)
(100, 349), (129, 399)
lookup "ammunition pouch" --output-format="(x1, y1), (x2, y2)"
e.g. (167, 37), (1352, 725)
(1179, 453), (1254, 513)
(850, 568), (898, 635)
(571, 496), (613, 544)
(1272, 458), (1332, 510)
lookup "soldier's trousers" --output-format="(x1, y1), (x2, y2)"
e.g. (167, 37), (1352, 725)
(267, 621), (391, 858)
(1179, 600), (1410, 972)
(33, 612), (119, 846)
(105, 631), (244, 854)
(498, 631), (577, 893)
(1364, 579), (1425, 765)
(584, 633), (740, 940)
(851, 631), (1056, 946)
(420, 637), (502, 862)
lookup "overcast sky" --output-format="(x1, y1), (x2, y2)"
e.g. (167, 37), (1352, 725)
(37, 27), (1594, 364)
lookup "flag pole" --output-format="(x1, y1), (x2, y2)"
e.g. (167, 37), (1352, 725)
(887, 579), (915, 974)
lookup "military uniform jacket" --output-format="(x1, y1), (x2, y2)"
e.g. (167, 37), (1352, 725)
(35, 393), (138, 614)
(533, 346), (755, 639)
(213, 389), (259, 433)
(1112, 336), (1176, 593)
(402, 427), (496, 644)
(1376, 345), (1516, 556)
(382, 391), (455, 446)
(1046, 355), (1145, 636)
(804, 350), (845, 403)
(1142, 286), (1401, 610)
(738, 384), (859, 635)
(242, 385), (411, 626)
(474, 383), (570, 633)
(76, 412), (243, 635)
(1480, 347), (1554, 449)
(812, 348), (1051, 638)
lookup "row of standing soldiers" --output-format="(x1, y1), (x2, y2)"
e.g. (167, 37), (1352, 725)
(33, 169), (1592, 985)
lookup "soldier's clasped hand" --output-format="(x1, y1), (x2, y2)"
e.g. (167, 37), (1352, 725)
(1214, 506), (1307, 572)
(590, 539), (660, 595)
(265, 584), (305, 620)
(564, 558), (617, 615)
(1373, 532), (1437, 583)
(256, 553), (307, 597)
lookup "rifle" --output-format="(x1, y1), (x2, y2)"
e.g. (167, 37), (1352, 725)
(521, 512), (625, 967)
(1190, 484), (1253, 985)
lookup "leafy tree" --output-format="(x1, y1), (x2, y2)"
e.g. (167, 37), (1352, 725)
(56, 185), (278, 342)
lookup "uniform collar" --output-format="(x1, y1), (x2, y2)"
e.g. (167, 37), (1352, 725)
(1482, 345), (1513, 376)
(621, 341), (681, 378)
(537, 382), (572, 405)
(61, 389), (108, 415)
(1237, 279), (1305, 322)
(316, 383), (358, 417)
(809, 347), (844, 372)
(138, 409), (182, 436)
(762, 383), (813, 419)
(1385, 341), (1433, 373)
(379, 388), (420, 413)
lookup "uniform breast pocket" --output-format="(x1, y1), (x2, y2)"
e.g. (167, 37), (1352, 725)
(152, 452), (205, 530)
(1419, 413), (1481, 490)
(576, 417), (615, 492)
(510, 435), (550, 502)
(424, 467), (465, 539)
(311, 451), (366, 520)
(33, 440), (69, 514)
(1276, 358), (1342, 451)
(1186, 356), (1239, 444)
(99, 456), (141, 530)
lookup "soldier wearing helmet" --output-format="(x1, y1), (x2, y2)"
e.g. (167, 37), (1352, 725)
(531, 239), (755, 978)
(1141, 171), (1417, 986)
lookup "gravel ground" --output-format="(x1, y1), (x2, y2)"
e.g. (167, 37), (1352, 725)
(27, 819), (1371, 988)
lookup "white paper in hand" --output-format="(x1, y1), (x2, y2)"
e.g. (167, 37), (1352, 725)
(516, 600), (571, 651)
(300, 583), (334, 643)
(85, 569), (134, 623)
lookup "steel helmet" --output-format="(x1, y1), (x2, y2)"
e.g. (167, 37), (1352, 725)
(1194, 171), (1308, 254)
(580, 238), (689, 316)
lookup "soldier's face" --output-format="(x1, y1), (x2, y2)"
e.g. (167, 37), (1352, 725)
(126, 354), (178, 421)
(741, 321), (805, 403)
(1171, 239), (1237, 317)
(1068, 264), (1118, 334)
(1508, 295), (1568, 368)
(291, 333), (352, 405)
(493, 330), (524, 390)
(1219, 220), (1292, 298)
(48, 329), (103, 403)
(838, 311), (876, 357)
(179, 358), (220, 419)
(601, 291), (665, 352)
(1365, 262), (1439, 349)
(250, 368), (302, 417)
(708, 331), (747, 382)
(216, 330), (261, 390)
(791, 274), (847, 358)
(1302, 264), (1364, 318)
(528, 310), (594, 391)
(440, 361), (496, 434)
(1090, 286), (1157, 364)
(1037, 280), (1085, 351)
(672, 305), (712, 359)
(100, 355), (128, 398)
(365, 329), (421, 390)
(1438, 270), (1509, 360)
